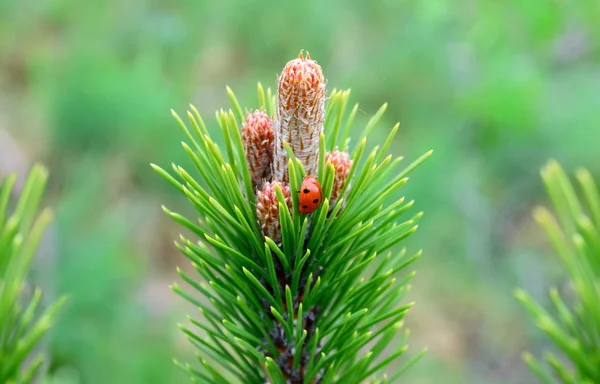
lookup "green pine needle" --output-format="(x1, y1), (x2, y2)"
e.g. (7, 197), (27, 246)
(516, 160), (600, 383)
(0, 164), (67, 382)
(155, 82), (431, 383)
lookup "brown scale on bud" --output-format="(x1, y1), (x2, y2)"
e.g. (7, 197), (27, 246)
(241, 110), (275, 191)
(273, 51), (326, 183)
(325, 149), (353, 211)
(256, 181), (292, 243)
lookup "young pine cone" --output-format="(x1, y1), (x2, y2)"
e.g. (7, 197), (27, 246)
(241, 110), (275, 191)
(256, 181), (292, 244)
(273, 51), (326, 182)
(325, 149), (352, 211)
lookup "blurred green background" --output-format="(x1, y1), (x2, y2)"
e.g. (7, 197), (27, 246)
(1, 0), (599, 383)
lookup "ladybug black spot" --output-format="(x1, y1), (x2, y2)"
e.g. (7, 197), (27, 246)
(302, 205), (308, 209)
(303, 189), (310, 194)
(313, 199), (319, 204)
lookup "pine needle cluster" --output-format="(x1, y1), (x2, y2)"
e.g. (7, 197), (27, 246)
(515, 160), (600, 383)
(0, 165), (66, 383)
(153, 52), (431, 383)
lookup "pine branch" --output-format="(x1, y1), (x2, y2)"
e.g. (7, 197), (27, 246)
(0, 164), (67, 383)
(154, 51), (431, 383)
(515, 160), (600, 383)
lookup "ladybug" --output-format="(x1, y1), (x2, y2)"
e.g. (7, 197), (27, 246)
(298, 175), (322, 214)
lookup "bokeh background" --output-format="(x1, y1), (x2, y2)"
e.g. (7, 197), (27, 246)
(1, 1), (599, 383)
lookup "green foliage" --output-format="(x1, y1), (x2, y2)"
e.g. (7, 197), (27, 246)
(515, 160), (600, 383)
(3, 0), (599, 382)
(154, 85), (430, 383)
(0, 165), (67, 383)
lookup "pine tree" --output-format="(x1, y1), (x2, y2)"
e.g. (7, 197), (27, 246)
(0, 165), (66, 383)
(153, 52), (431, 383)
(515, 160), (600, 383)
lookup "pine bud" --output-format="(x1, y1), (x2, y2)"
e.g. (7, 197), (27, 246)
(326, 149), (352, 210)
(273, 51), (326, 182)
(256, 181), (292, 243)
(242, 110), (275, 191)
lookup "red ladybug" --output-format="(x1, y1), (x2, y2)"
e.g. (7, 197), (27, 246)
(298, 176), (322, 214)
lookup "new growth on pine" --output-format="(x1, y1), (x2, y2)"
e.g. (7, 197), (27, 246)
(153, 51), (432, 384)
(324, 149), (352, 213)
(273, 52), (325, 183)
(242, 110), (274, 191)
(256, 181), (292, 244)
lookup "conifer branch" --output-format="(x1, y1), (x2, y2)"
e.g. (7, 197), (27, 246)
(155, 52), (431, 383)
(0, 165), (67, 383)
(515, 160), (600, 383)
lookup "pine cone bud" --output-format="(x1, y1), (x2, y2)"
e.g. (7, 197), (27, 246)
(256, 181), (292, 243)
(242, 110), (275, 191)
(326, 149), (352, 210)
(273, 52), (326, 182)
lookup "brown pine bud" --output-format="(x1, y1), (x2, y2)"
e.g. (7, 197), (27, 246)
(256, 181), (292, 243)
(325, 149), (352, 210)
(242, 110), (275, 191)
(273, 51), (326, 182)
